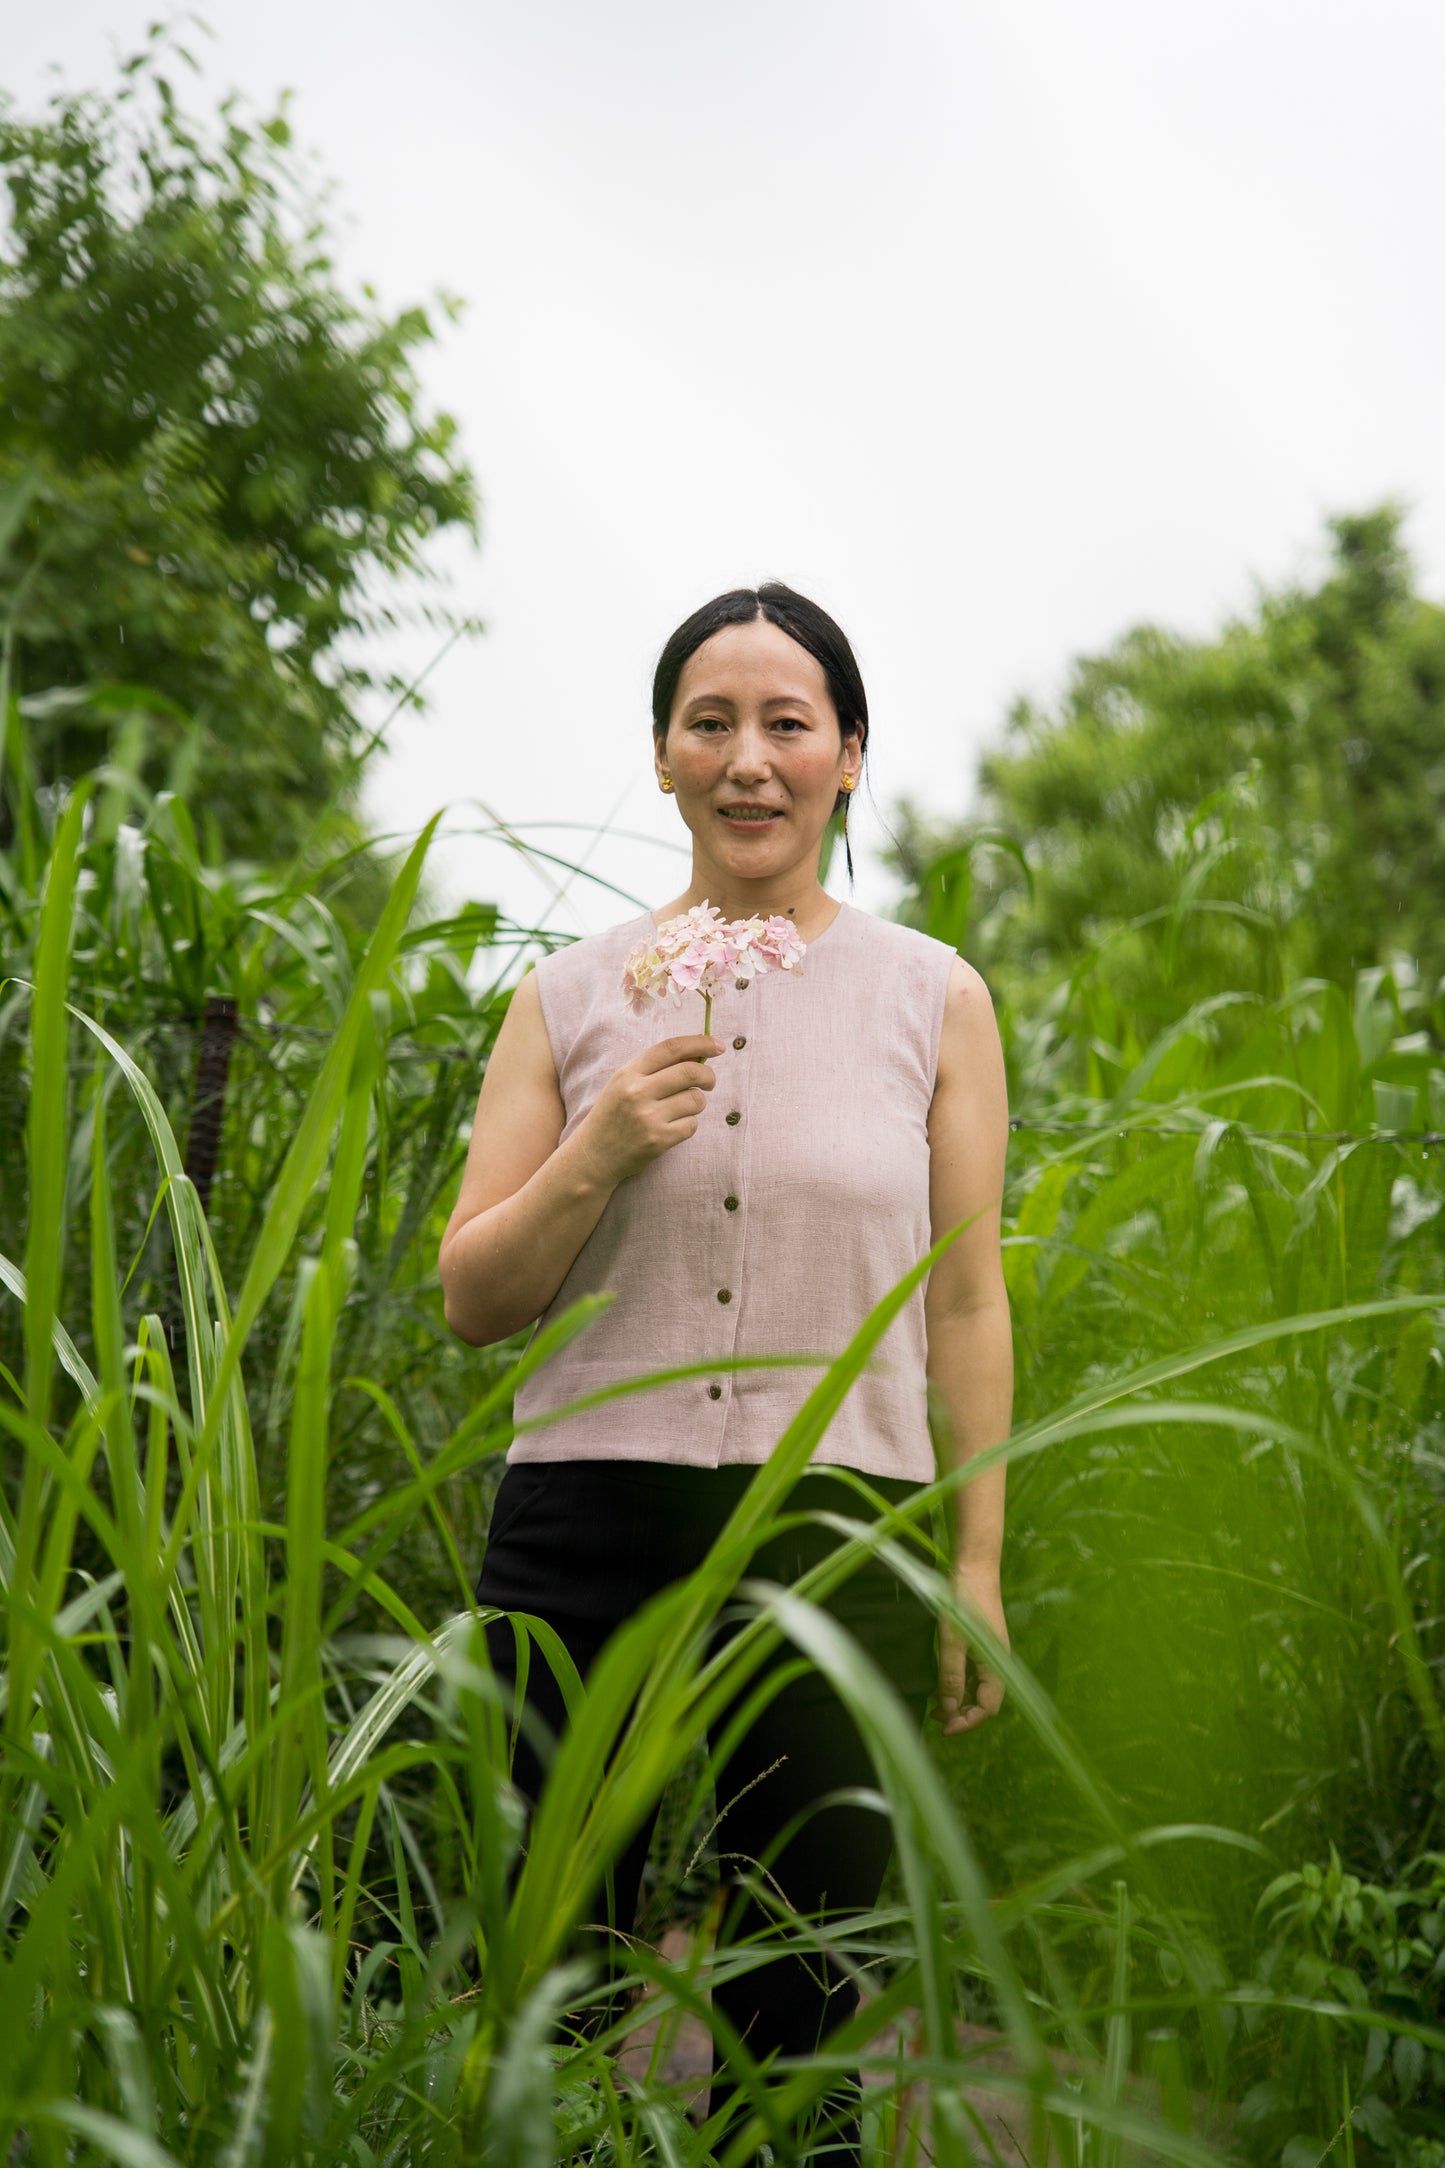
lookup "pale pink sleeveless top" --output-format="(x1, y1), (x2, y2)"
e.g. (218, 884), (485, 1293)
(509, 901), (957, 1480)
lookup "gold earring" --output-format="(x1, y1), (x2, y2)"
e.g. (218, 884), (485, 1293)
(659, 772), (675, 794)
(840, 774), (857, 794)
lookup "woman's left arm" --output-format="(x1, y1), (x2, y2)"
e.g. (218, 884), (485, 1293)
(924, 956), (1013, 1737)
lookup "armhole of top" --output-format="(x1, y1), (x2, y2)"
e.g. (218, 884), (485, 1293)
(924, 941), (958, 1093)
(527, 951), (568, 1091)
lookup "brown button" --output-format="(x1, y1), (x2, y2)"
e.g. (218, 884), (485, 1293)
(723, 1195), (739, 1211)
(707, 1383), (722, 1401)
(717, 1288), (732, 1304)
(725, 1110), (741, 1125)
(733, 1036), (747, 1050)
(735, 977), (749, 991)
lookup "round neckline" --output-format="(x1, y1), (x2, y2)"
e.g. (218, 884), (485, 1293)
(642, 898), (852, 950)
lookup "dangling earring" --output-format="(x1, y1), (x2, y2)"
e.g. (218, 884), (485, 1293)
(658, 772), (675, 794)
(839, 773), (856, 882)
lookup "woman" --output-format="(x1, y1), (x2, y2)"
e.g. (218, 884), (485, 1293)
(439, 584), (1012, 2161)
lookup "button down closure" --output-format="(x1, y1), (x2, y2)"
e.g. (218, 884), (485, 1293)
(509, 899), (955, 1480)
(734, 977), (749, 991)
(725, 1110), (741, 1125)
(717, 1288), (732, 1304)
(733, 1036), (747, 1050)
(707, 1383), (722, 1400)
(723, 1195), (739, 1211)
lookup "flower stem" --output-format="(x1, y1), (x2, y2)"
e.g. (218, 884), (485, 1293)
(703, 993), (713, 1037)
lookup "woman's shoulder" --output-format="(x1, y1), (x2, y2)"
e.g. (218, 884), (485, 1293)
(530, 911), (652, 980)
(836, 903), (960, 976)
(525, 913), (653, 1040)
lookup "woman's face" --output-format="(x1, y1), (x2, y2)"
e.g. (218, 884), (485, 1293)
(657, 617), (860, 885)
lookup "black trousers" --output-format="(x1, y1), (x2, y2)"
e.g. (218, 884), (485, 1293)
(475, 1457), (938, 2164)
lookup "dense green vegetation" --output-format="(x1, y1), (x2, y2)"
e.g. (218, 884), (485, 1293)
(888, 515), (1445, 2164)
(2, 41), (1443, 2168)
(892, 506), (1445, 1022)
(0, 33), (477, 866)
(3, 549), (1441, 2163)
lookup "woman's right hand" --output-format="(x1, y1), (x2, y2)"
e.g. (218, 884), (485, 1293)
(577, 1034), (724, 1185)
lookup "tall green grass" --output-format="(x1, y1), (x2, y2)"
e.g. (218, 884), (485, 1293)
(0, 772), (543, 1619)
(911, 850), (1445, 2165)
(1, 772), (1443, 2164)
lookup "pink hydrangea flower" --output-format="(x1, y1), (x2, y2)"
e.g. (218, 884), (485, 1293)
(622, 902), (806, 1031)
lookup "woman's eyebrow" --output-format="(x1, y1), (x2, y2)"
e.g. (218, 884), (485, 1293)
(680, 692), (819, 715)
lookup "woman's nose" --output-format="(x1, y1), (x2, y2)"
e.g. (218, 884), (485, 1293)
(726, 730), (772, 779)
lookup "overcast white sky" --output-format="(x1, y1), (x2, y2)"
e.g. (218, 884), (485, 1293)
(12, 2), (1445, 937)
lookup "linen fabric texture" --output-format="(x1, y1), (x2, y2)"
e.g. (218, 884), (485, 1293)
(509, 901), (957, 1480)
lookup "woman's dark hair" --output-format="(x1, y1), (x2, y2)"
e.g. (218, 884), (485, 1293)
(651, 582), (869, 877)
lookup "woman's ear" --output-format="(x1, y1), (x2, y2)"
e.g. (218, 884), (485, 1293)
(841, 726), (864, 788)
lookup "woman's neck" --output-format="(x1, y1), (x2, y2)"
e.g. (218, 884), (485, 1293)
(652, 873), (841, 944)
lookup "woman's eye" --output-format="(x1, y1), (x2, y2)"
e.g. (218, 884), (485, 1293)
(688, 714), (804, 732)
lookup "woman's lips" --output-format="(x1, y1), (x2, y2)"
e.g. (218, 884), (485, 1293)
(717, 806), (783, 822)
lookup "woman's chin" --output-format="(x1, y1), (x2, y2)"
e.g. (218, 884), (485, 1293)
(713, 838), (791, 881)
(712, 814), (792, 864)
